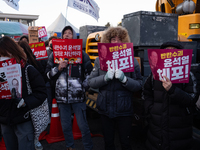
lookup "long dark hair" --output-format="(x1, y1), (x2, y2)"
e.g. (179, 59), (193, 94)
(0, 36), (27, 63)
(18, 40), (38, 67)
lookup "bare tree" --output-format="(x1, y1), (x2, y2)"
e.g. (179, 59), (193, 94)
(105, 22), (110, 27)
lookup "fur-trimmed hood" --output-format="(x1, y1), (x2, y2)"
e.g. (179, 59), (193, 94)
(101, 26), (130, 43)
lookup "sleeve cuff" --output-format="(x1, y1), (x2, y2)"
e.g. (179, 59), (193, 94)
(167, 85), (175, 95)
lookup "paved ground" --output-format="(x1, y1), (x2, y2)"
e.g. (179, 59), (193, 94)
(41, 108), (147, 150)
(41, 108), (200, 150)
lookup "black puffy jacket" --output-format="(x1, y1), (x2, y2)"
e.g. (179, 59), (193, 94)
(143, 73), (198, 150)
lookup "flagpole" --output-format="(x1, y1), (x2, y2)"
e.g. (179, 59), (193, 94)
(65, 0), (69, 26)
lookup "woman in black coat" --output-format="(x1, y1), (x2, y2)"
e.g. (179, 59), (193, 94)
(0, 36), (47, 150)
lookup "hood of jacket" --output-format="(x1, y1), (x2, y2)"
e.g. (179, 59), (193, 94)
(101, 26), (130, 43)
(160, 40), (184, 49)
(61, 25), (77, 39)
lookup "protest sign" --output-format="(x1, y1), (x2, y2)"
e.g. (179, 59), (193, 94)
(0, 67), (11, 99)
(52, 39), (82, 64)
(98, 43), (134, 72)
(0, 58), (17, 67)
(38, 26), (47, 38)
(28, 26), (39, 44)
(29, 42), (48, 60)
(148, 49), (193, 83)
(0, 58), (22, 99)
(5, 64), (22, 98)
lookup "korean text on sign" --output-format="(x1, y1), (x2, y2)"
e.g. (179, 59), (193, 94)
(52, 39), (83, 64)
(38, 26), (47, 38)
(98, 43), (134, 72)
(148, 49), (193, 83)
(29, 42), (48, 60)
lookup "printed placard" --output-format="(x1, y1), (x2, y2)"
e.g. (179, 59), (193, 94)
(5, 64), (22, 98)
(28, 26), (39, 44)
(0, 67), (11, 99)
(29, 42), (48, 60)
(52, 39), (83, 64)
(98, 43), (134, 72)
(0, 58), (22, 99)
(0, 58), (17, 67)
(148, 49), (193, 83)
(38, 26), (47, 38)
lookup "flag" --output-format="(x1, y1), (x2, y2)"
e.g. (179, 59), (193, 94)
(67, 0), (99, 21)
(3, 0), (20, 11)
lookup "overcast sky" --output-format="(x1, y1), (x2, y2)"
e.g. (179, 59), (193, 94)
(0, 0), (157, 30)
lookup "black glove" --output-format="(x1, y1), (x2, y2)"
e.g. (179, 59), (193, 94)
(11, 88), (25, 108)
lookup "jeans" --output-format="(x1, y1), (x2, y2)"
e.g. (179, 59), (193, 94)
(58, 102), (93, 150)
(1, 121), (35, 150)
(101, 115), (132, 150)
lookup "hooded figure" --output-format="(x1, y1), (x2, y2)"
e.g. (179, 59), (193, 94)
(45, 25), (93, 150)
(143, 40), (198, 150)
(88, 26), (143, 150)
(61, 25), (77, 39)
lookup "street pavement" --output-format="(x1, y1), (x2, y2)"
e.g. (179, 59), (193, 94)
(41, 108), (200, 150)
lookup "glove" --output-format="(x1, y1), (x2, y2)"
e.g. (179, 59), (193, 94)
(115, 69), (127, 83)
(104, 69), (115, 82)
(11, 88), (25, 108)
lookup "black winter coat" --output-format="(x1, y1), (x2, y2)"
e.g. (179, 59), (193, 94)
(143, 73), (198, 150)
(0, 63), (47, 125)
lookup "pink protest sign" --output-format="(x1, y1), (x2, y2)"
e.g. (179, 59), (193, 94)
(38, 26), (47, 38)
(98, 43), (134, 72)
(52, 39), (83, 64)
(148, 49), (193, 83)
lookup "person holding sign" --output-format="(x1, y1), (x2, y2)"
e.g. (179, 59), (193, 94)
(45, 26), (93, 150)
(88, 26), (143, 150)
(0, 36), (47, 150)
(143, 41), (198, 150)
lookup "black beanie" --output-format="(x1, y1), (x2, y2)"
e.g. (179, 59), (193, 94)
(61, 26), (73, 39)
(160, 40), (184, 49)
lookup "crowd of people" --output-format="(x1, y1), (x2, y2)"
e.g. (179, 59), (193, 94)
(0, 25), (200, 150)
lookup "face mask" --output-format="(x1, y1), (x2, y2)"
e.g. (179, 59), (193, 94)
(50, 43), (53, 49)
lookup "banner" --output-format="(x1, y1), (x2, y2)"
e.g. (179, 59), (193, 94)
(67, 0), (99, 21)
(38, 26), (47, 38)
(98, 43), (134, 72)
(29, 42), (48, 60)
(3, 0), (20, 11)
(52, 39), (82, 64)
(148, 49), (193, 83)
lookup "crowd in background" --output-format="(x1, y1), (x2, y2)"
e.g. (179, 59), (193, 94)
(0, 25), (200, 150)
